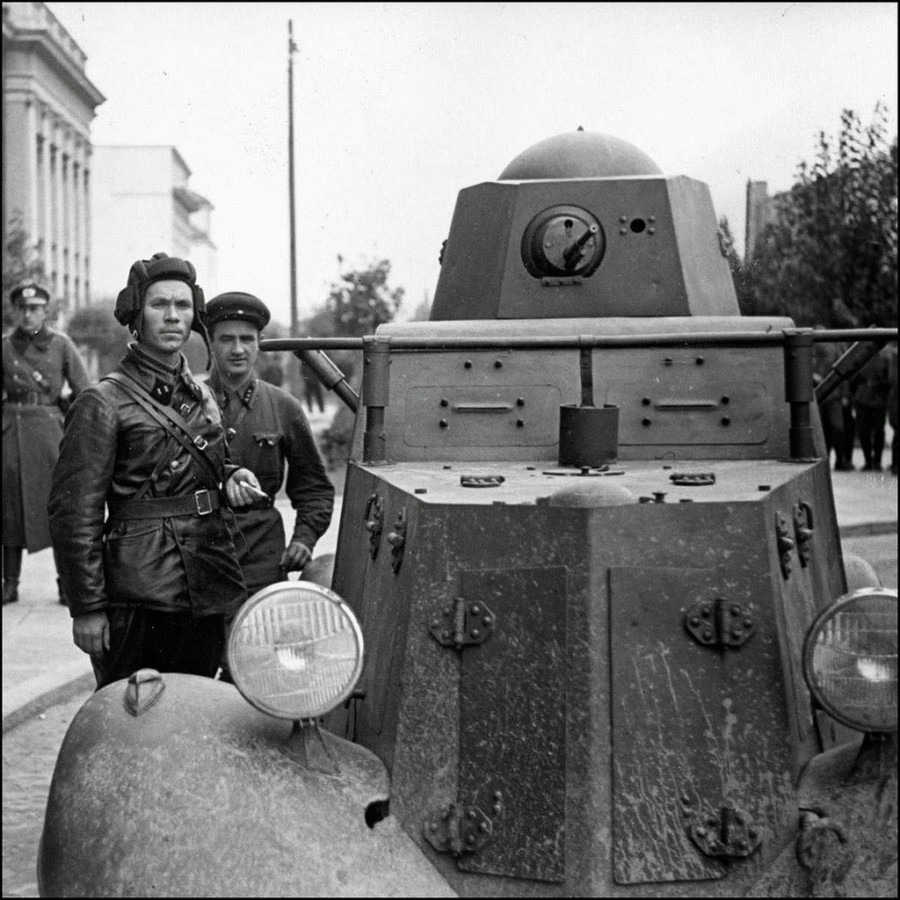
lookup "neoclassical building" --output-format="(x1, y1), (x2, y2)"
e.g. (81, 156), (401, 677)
(2, 1), (105, 312)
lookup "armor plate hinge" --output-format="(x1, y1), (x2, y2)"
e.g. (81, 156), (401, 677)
(775, 511), (795, 579)
(424, 792), (503, 856)
(386, 507), (407, 573)
(793, 500), (814, 567)
(430, 598), (495, 649)
(683, 597), (755, 650)
(688, 804), (763, 859)
(364, 493), (384, 559)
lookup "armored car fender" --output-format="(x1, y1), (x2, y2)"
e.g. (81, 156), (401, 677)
(38, 584), (455, 898)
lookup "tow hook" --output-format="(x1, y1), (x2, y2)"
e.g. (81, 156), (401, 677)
(796, 810), (852, 891)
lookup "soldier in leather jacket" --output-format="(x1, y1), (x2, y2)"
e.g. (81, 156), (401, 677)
(48, 253), (264, 688)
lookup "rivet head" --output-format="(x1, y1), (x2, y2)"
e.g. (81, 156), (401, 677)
(471, 605), (480, 615)
(429, 822), (438, 832)
(689, 616), (700, 626)
(702, 629), (713, 641)
(467, 810), (476, 820)
(482, 616), (493, 626)
(701, 605), (712, 618)
(471, 628), (480, 638)
(732, 629), (743, 639)
(618, 227), (627, 235)
(479, 822), (489, 832)
(696, 826), (707, 837)
(731, 604), (742, 616)
(743, 618), (753, 628)
(466, 834), (476, 844)
(493, 804), (502, 814)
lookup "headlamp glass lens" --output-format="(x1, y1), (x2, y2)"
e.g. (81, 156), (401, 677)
(804, 588), (897, 733)
(227, 582), (363, 720)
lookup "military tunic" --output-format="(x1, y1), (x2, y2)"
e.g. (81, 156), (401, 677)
(209, 371), (334, 595)
(49, 344), (247, 619)
(2, 325), (90, 551)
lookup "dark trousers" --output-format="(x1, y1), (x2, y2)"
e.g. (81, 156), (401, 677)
(91, 607), (226, 689)
(854, 404), (887, 469)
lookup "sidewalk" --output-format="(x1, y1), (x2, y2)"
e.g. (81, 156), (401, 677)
(3, 446), (896, 732)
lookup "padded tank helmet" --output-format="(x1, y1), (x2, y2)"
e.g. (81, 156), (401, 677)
(115, 252), (210, 361)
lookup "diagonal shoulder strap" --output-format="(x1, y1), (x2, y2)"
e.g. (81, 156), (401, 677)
(103, 371), (221, 488)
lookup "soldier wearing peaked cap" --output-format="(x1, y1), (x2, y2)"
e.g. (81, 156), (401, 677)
(205, 292), (334, 631)
(3, 279), (91, 606)
(48, 254), (266, 687)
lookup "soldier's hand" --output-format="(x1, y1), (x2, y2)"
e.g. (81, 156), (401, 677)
(226, 467), (265, 508)
(281, 540), (312, 573)
(73, 612), (109, 656)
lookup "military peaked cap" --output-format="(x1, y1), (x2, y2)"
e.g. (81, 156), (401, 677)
(205, 292), (271, 330)
(10, 279), (50, 305)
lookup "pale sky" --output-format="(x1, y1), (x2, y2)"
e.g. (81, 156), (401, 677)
(50, 2), (898, 330)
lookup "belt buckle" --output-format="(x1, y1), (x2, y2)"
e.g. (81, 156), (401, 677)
(193, 435), (209, 450)
(194, 490), (213, 516)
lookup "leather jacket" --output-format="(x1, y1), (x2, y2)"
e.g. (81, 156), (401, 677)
(49, 345), (247, 618)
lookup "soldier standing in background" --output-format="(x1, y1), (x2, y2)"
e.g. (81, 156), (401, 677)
(205, 292), (334, 600)
(851, 347), (892, 471)
(2, 280), (90, 605)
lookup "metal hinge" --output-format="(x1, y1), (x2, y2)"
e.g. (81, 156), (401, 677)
(683, 597), (755, 650)
(430, 598), (495, 649)
(364, 493), (384, 559)
(386, 507), (407, 573)
(775, 511), (795, 579)
(688, 804), (763, 859)
(793, 500), (814, 567)
(424, 792), (503, 856)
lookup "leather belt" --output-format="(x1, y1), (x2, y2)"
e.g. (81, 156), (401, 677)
(108, 489), (222, 520)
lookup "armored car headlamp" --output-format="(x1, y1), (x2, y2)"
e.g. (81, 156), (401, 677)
(227, 582), (364, 720)
(803, 587), (897, 733)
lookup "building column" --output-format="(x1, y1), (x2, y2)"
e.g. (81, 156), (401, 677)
(82, 147), (92, 304)
(50, 114), (62, 297)
(40, 105), (53, 272)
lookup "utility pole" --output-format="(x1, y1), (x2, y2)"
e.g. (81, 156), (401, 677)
(287, 20), (298, 338)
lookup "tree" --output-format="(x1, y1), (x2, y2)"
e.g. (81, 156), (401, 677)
(3, 212), (46, 330)
(743, 104), (898, 327)
(320, 256), (404, 337)
(66, 301), (131, 378)
(304, 257), (405, 468)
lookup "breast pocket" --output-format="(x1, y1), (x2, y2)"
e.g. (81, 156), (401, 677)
(251, 431), (283, 479)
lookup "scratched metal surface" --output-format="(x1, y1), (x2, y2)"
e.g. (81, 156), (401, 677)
(609, 554), (795, 886)
(458, 566), (568, 882)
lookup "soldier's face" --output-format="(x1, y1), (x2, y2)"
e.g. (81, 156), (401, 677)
(138, 280), (194, 356)
(18, 300), (48, 334)
(210, 320), (261, 381)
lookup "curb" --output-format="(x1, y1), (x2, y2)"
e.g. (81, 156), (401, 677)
(1, 671), (94, 735)
(840, 521), (898, 538)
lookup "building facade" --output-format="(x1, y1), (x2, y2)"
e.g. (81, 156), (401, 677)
(744, 179), (777, 261)
(90, 145), (217, 301)
(2, 1), (105, 313)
